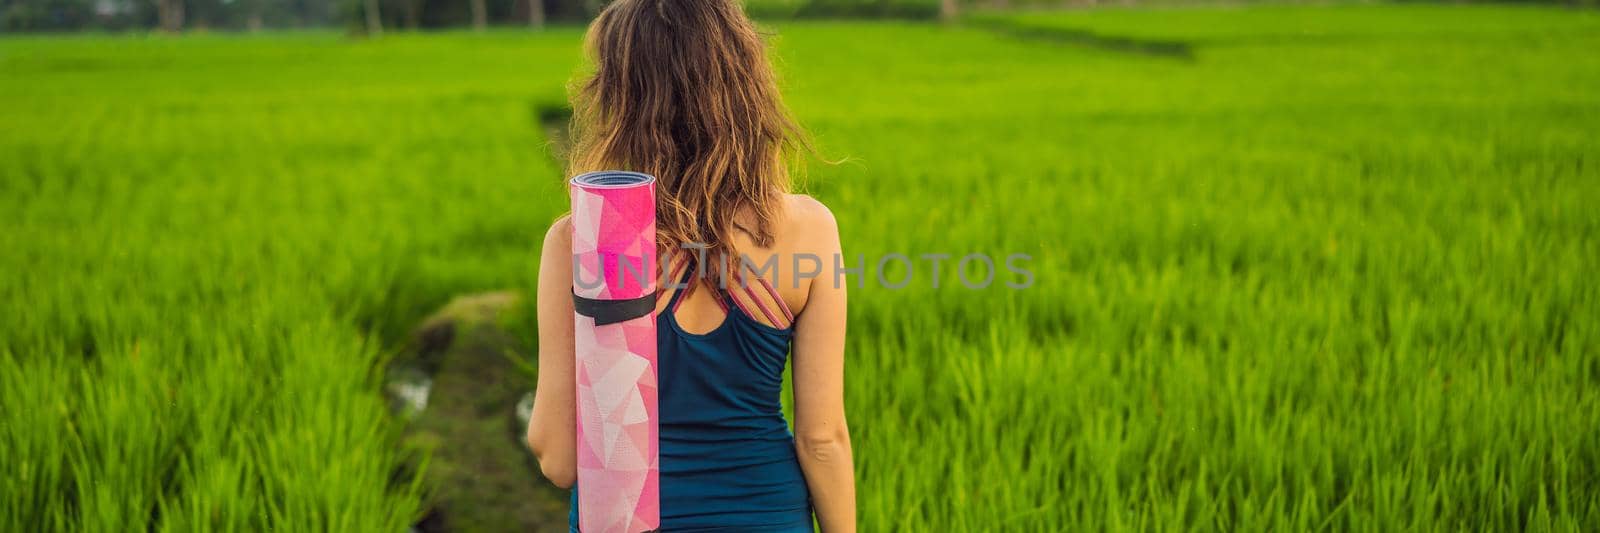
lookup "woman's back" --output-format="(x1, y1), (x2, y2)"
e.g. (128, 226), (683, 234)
(525, 0), (855, 530)
(563, 196), (838, 532)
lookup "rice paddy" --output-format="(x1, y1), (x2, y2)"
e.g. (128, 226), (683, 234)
(3, 4), (1598, 531)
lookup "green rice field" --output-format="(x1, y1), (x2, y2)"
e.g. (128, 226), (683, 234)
(3, 4), (1598, 531)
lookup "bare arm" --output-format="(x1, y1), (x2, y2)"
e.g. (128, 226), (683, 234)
(526, 216), (577, 489)
(790, 202), (856, 532)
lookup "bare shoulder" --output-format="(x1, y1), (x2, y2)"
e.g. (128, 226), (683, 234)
(780, 194), (840, 253)
(541, 215), (573, 268)
(784, 193), (836, 223)
(545, 215), (572, 245)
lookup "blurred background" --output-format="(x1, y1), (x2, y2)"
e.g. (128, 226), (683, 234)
(11, 0), (1592, 33)
(2, 0), (1598, 531)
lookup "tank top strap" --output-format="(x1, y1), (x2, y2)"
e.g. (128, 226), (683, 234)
(662, 254), (695, 311)
(746, 274), (795, 325)
(664, 255), (733, 315)
(717, 267), (795, 329)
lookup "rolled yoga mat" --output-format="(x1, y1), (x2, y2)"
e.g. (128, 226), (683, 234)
(569, 171), (661, 533)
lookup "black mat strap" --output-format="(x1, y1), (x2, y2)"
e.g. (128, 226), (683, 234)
(573, 290), (657, 326)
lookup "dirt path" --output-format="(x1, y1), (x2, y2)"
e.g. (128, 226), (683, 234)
(394, 291), (570, 532)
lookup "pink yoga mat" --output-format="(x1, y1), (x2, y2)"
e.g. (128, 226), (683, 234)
(569, 171), (660, 533)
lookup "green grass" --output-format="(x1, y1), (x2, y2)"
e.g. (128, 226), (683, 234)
(4, 4), (1600, 531)
(0, 31), (584, 530)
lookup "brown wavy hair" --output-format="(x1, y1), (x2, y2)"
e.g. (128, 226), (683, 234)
(568, 0), (811, 277)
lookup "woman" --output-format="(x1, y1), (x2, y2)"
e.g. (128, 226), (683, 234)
(524, 1), (855, 532)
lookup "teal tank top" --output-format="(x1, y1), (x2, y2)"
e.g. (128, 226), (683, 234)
(570, 266), (814, 532)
